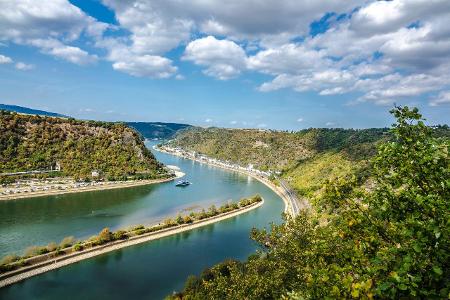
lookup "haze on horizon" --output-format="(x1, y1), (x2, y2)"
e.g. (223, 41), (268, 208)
(0, 0), (449, 130)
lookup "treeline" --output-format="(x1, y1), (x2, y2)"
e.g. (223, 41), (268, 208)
(126, 122), (192, 139)
(169, 107), (449, 299)
(0, 195), (262, 274)
(0, 111), (167, 181)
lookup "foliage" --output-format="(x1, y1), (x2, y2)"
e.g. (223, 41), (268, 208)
(96, 228), (113, 245)
(59, 236), (75, 248)
(169, 107), (450, 299)
(0, 111), (167, 180)
(73, 243), (83, 252)
(46, 242), (58, 252)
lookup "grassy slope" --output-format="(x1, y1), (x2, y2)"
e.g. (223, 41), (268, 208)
(168, 127), (388, 199)
(0, 111), (167, 180)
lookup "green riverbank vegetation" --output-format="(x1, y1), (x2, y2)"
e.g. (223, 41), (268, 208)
(0, 110), (168, 182)
(0, 195), (262, 274)
(169, 107), (449, 299)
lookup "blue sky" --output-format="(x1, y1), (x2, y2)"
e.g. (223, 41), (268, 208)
(0, 0), (449, 129)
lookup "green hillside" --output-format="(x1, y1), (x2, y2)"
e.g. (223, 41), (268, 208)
(167, 126), (389, 199)
(0, 111), (168, 181)
(170, 107), (450, 299)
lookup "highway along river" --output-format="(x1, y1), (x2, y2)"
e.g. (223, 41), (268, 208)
(0, 141), (284, 299)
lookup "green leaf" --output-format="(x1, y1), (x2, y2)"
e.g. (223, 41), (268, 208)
(432, 266), (443, 276)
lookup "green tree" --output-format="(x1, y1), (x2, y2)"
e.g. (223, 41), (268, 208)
(169, 106), (449, 299)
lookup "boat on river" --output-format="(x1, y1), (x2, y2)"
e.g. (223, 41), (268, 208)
(175, 180), (191, 187)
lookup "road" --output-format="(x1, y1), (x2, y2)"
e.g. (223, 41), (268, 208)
(279, 179), (310, 216)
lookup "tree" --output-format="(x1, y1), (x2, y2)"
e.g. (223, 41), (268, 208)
(170, 106), (449, 299)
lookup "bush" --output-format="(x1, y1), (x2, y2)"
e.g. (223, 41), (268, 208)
(176, 215), (184, 224)
(113, 230), (128, 240)
(198, 209), (208, 220)
(183, 216), (193, 224)
(59, 236), (75, 248)
(208, 205), (217, 216)
(46, 242), (58, 252)
(24, 246), (40, 257)
(131, 225), (145, 231)
(73, 243), (83, 251)
(97, 228), (112, 244)
(0, 254), (19, 266)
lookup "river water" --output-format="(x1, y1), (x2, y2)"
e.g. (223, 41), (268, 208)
(0, 141), (283, 299)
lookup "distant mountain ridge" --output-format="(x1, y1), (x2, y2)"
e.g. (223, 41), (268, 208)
(0, 104), (68, 118)
(126, 122), (192, 139)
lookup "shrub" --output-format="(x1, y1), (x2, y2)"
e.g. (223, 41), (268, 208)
(208, 205), (217, 216)
(113, 230), (128, 240)
(97, 228), (112, 244)
(183, 216), (193, 224)
(176, 215), (184, 224)
(0, 254), (19, 266)
(73, 243), (83, 251)
(198, 209), (208, 220)
(135, 229), (146, 235)
(24, 246), (42, 257)
(131, 225), (145, 231)
(59, 236), (75, 248)
(46, 242), (58, 252)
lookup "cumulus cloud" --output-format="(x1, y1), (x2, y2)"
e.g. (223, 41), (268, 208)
(112, 55), (177, 78)
(15, 62), (34, 70)
(0, 54), (13, 64)
(0, 0), (107, 65)
(183, 36), (247, 79)
(2, 0), (450, 103)
(29, 39), (97, 65)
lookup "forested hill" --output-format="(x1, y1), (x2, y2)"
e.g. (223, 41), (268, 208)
(0, 104), (68, 118)
(0, 111), (167, 181)
(167, 127), (390, 198)
(169, 109), (449, 299)
(126, 122), (191, 139)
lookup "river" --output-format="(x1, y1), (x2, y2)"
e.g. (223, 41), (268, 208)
(0, 141), (283, 299)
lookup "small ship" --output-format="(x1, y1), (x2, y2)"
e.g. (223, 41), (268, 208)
(175, 180), (191, 187)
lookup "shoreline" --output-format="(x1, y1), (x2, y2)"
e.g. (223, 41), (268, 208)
(0, 198), (263, 288)
(0, 171), (185, 201)
(155, 146), (295, 216)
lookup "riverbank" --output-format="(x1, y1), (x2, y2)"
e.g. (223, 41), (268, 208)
(154, 146), (297, 216)
(0, 197), (263, 288)
(0, 171), (185, 201)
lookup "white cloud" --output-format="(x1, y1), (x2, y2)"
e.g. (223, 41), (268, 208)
(325, 122), (335, 126)
(230, 120), (238, 125)
(248, 44), (330, 75)
(297, 118), (304, 122)
(112, 55), (177, 78)
(29, 39), (97, 65)
(2, 0), (450, 103)
(183, 36), (247, 80)
(15, 62), (34, 70)
(205, 118), (213, 123)
(0, 54), (13, 64)
(0, 0), (106, 65)
(430, 91), (450, 106)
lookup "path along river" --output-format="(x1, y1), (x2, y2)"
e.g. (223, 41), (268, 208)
(0, 141), (284, 299)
